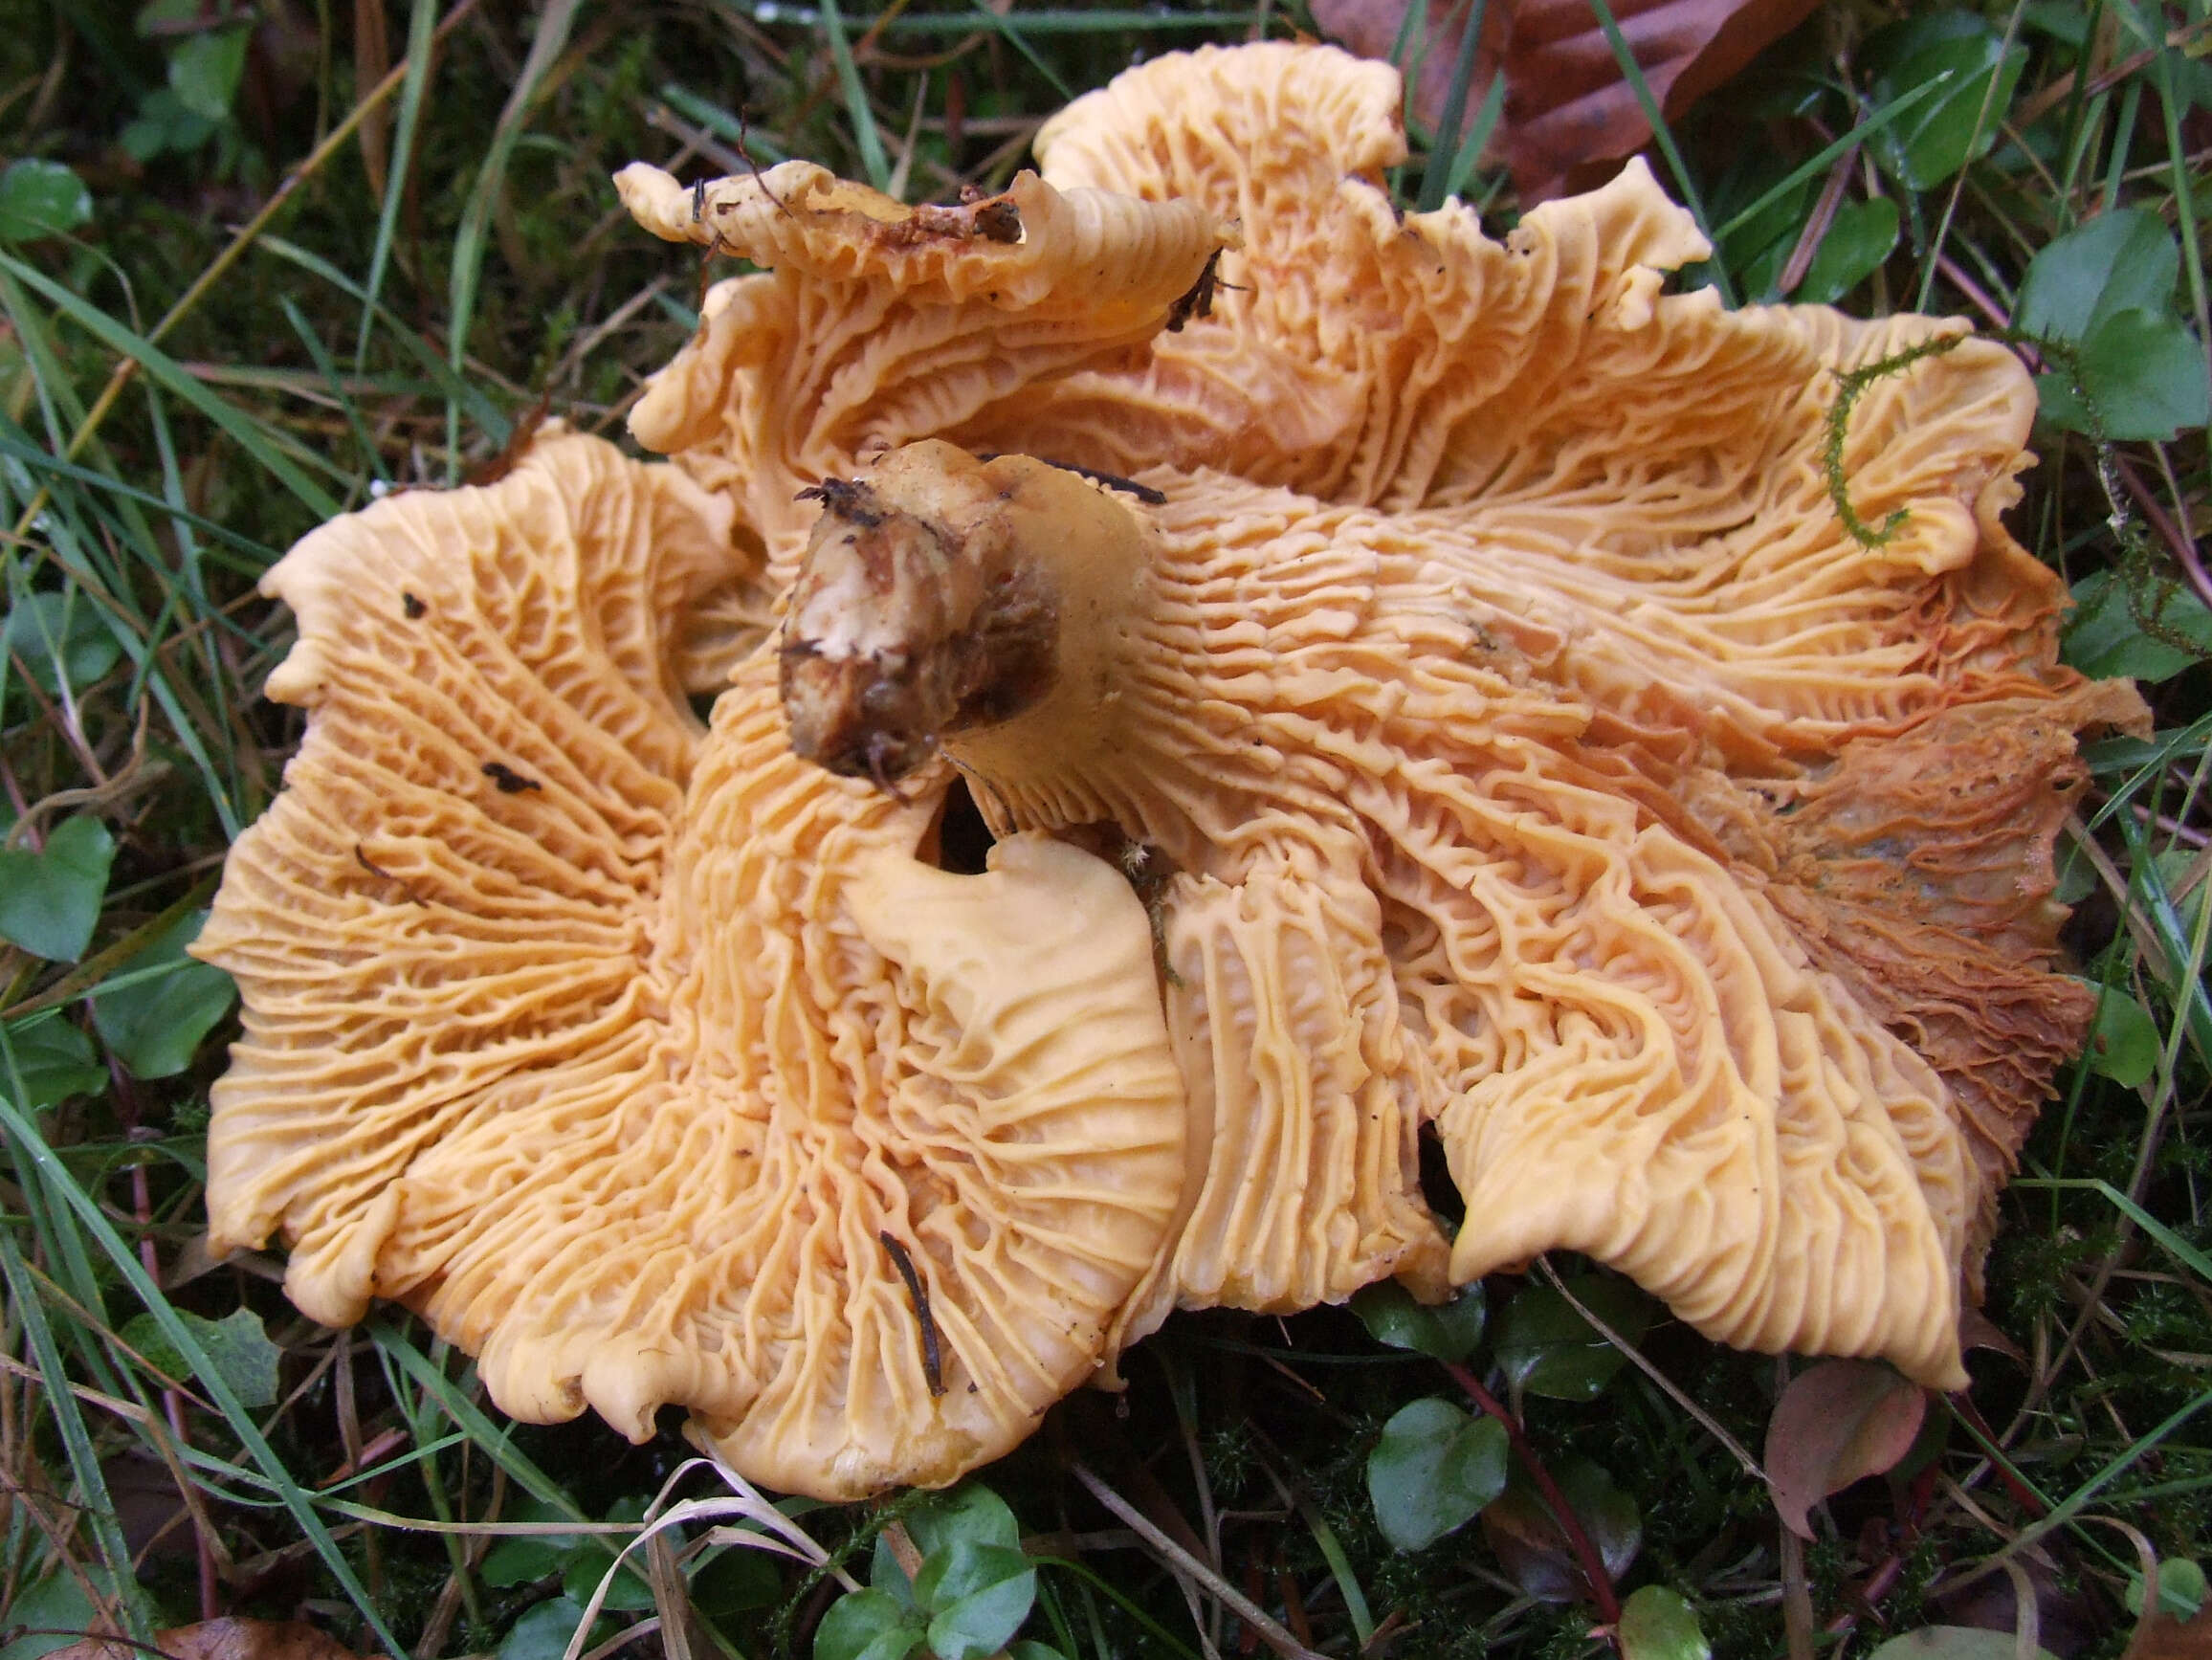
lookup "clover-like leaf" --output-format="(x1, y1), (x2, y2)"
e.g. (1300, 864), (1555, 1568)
(1867, 15), (2026, 191)
(1796, 198), (1899, 305)
(2083, 983), (2160, 1089)
(119, 1306), (281, 1407)
(1617, 1585), (1712, 1660)
(2125, 1557), (2207, 1619)
(814, 1588), (928, 1660)
(168, 25), (252, 121)
(2045, 309), (2212, 441)
(691, 1544), (783, 1617)
(1494, 1276), (1653, 1402)
(2064, 571), (2212, 683)
(0, 816), (115, 963)
(2017, 210), (2181, 345)
(499, 1597), (605, 1660)
(91, 909), (237, 1077)
(1479, 1458), (1641, 1603)
(907, 1483), (1022, 1557)
(915, 1540), (1036, 1660)
(4, 590), (125, 697)
(0, 160), (92, 243)
(1353, 1279), (1486, 1361)
(1764, 1359), (1926, 1538)
(0, 1011), (106, 1109)
(1367, 1396), (1510, 1551)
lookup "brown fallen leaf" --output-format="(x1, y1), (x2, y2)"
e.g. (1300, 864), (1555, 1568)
(2129, 1605), (2212, 1660)
(41, 1618), (384, 1660)
(1764, 1359), (1927, 1539)
(1308, 0), (1821, 201)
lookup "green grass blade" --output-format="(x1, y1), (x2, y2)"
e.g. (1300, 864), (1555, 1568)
(1580, 0), (1733, 303)
(817, 0), (893, 192)
(356, 0), (440, 369)
(1416, 0), (1486, 213)
(446, 0), (583, 474)
(365, 1317), (588, 1521)
(0, 255), (342, 518)
(0, 1234), (158, 1638)
(0, 1098), (409, 1657)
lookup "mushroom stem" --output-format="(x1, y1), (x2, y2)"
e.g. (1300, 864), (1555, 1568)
(781, 442), (1153, 789)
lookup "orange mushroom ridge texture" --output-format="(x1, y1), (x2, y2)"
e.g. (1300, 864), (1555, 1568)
(198, 42), (2150, 1499)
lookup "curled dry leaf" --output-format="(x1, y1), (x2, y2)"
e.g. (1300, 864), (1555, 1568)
(1764, 1360), (1927, 1538)
(41, 1619), (382, 1660)
(1308, 0), (1823, 201)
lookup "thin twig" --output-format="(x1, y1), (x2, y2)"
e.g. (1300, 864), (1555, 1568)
(1537, 1261), (1764, 1481)
(1068, 1462), (1326, 1660)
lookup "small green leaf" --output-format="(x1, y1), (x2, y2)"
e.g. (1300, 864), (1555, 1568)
(0, 816), (115, 963)
(815, 1588), (928, 1660)
(1795, 199), (1900, 305)
(1867, 16), (2027, 191)
(481, 1494), (587, 1586)
(0, 1566), (126, 1660)
(2064, 309), (2212, 441)
(1352, 1279), (1486, 1361)
(916, 1541), (1036, 1660)
(1366, 1396), (1509, 1552)
(692, 1543), (783, 1616)
(907, 1483), (1022, 1556)
(4, 591), (124, 696)
(564, 1546), (655, 1612)
(498, 1597), (604, 1660)
(1494, 1276), (1653, 1402)
(481, 1535), (576, 1588)
(1480, 1459), (1641, 1602)
(0, 160), (92, 243)
(2126, 1556), (2207, 1618)
(1865, 1628), (2059, 1660)
(2062, 570), (2212, 682)
(2018, 210), (2181, 343)
(168, 25), (252, 121)
(0, 1012), (106, 1108)
(90, 909), (237, 1078)
(2083, 984), (2160, 1088)
(1617, 1585), (1711, 1660)
(120, 1306), (281, 1406)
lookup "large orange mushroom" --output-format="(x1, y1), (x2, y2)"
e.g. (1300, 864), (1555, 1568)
(197, 42), (2144, 1498)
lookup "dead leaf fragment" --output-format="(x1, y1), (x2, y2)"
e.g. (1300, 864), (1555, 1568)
(1308, 0), (1823, 200)
(1764, 1359), (1927, 1538)
(41, 1618), (384, 1660)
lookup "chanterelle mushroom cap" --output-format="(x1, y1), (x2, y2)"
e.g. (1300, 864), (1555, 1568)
(196, 431), (1188, 1499)
(689, 45), (2147, 1387)
(203, 40), (2152, 1504)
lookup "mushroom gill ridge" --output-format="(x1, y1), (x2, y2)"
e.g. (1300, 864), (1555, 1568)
(195, 433), (1188, 1501)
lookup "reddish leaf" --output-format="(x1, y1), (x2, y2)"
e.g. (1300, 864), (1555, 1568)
(1308, 0), (1821, 201)
(1764, 1360), (1927, 1539)
(42, 1619), (385, 1660)
(1958, 1307), (2027, 1365)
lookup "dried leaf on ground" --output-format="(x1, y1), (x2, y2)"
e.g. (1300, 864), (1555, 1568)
(41, 1619), (384, 1660)
(1308, 0), (1820, 200)
(1764, 1360), (1926, 1538)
